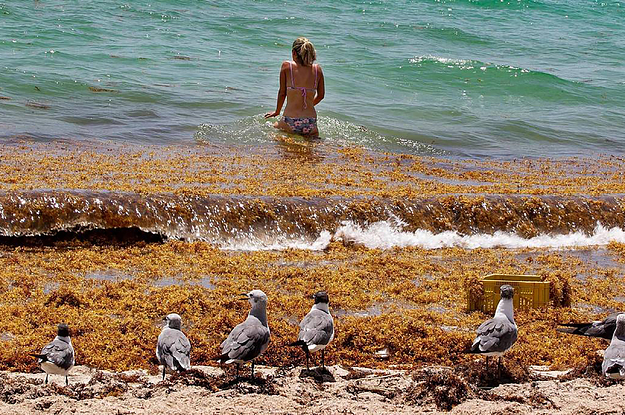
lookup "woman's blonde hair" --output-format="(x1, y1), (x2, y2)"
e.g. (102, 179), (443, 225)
(292, 37), (316, 66)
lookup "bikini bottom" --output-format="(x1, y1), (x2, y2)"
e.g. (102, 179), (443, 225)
(282, 116), (317, 135)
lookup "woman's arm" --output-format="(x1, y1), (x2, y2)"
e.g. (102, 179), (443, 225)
(264, 62), (289, 118)
(313, 65), (325, 106)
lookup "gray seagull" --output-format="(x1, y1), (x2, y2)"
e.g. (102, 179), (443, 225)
(216, 290), (270, 378)
(290, 291), (334, 370)
(557, 312), (621, 340)
(30, 323), (75, 385)
(602, 313), (625, 379)
(469, 284), (518, 377)
(156, 313), (192, 380)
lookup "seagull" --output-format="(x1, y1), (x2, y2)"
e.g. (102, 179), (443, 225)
(156, 313), (192, 380)
(290, 291), (334, 370)
(602, 313), (625, 379)
(557, 312), (621, 340)
(30, 323), (75, 386)
(469, 284), (518, 377)
(216, 290), (270, 378)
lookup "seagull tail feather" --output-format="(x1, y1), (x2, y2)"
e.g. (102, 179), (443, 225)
(173, 354), (191, 371)
(289, 340), (310, 353)
(29, 353), (47, 361)
(465, 342), (485, 354)
(556, 326), (584, 335)
(213, 353), (229, 363)
(558, 322), (590, 328)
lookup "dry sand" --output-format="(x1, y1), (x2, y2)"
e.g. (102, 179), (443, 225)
(0, 364), (623, 415)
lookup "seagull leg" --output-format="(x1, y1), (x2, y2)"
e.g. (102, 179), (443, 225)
(162, 365), (166, 381)
(45, 374), (48, 385)
(485, 356), (489, 371)
(65, 375), (69, 386)
(322, 350), (325, 369)
(236, 364), (240, 379)
(498, 357), (502, 379)
(305, 350), (310, 371)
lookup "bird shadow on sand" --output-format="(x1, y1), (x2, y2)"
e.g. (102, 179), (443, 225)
(298, 367), (336, 383)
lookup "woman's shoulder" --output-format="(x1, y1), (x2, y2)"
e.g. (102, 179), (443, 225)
(281, 60), (291, 69)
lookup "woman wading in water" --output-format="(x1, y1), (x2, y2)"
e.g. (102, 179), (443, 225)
(265, 37), (325, 136)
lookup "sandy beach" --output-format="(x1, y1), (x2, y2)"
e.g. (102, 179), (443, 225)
(1, 364), (624, 414)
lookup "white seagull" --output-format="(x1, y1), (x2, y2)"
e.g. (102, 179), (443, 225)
(602, 313), (625, 379)
(216, 290), (270, 378)
(469, 284), (518, 377)
(31, 323), (75, 385)
(290, 291), (334, 370)
(156, 313), (192, 380)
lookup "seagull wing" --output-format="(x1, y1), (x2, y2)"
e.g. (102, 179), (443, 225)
(471, 315), (518, 354)
(158, 329), (191, 371)
(298, 309), (334, 347)
(171, 331), (191, 370)
(558, 313), (619, 340)
(220, 319), (270, 363)
(585, 313), (618, 338)
(40, 339), (74, 370)
(602, 337), (625, 377)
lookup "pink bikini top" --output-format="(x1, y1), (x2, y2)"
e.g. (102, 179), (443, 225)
(287, 61), (318, 109)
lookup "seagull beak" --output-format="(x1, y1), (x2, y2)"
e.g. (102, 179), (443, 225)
(238, 293), (249, 301)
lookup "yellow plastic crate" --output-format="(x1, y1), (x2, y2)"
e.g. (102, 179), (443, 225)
(467, 274), (550, 313)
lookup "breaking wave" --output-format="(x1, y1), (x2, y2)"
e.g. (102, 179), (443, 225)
(0, 190), (624, 251)
(331, 220), (625, 251)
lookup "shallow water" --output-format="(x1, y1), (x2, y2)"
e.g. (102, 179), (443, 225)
(1, 0), (624, 158)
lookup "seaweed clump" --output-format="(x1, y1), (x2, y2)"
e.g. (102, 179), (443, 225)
(406, 368), (474, 411)
(541, 270), (573, 307)
(161, 368), (219, 391)
(0, 373), (45, 404)
(2, 142), (625, 198)
(0, 237), (622, 375)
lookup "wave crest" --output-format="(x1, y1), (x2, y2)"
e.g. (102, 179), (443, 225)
(1, 190), (624, 250)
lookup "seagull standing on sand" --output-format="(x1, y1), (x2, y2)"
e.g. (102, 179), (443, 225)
(216, 290), (270, 378)
(290, 291), (334, 370)
(602, 313), (625, 379)
(156, 313), (192, 380)
(469, 284), (518, 377)
(30, 323), (75, 386)
(557, 312), (621, 340)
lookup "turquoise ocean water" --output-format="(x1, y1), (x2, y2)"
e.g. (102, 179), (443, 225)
(1, 0), (624, 158)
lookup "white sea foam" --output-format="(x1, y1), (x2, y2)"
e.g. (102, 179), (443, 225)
(333, 221), (625, 250)
(219, 231), (333, 252)
(219, 221), (625, 251)
(409, 55), (473, 65)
